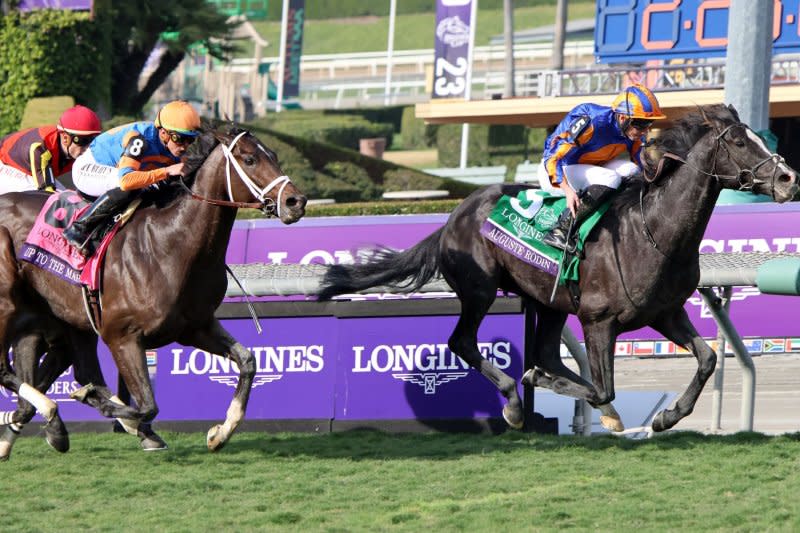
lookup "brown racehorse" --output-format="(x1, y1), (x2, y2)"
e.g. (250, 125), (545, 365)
(319, 105), (798, 433)
(0, 125), (306, 458)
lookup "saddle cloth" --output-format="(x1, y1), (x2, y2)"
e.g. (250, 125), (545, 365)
(480, 189), (610, 285)
(18, 191), (138, 290)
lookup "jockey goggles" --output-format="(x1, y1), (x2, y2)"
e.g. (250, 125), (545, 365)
(165, 130), (196, 146)
(629, 118), (655, 130)
(70, 133), (97, 147)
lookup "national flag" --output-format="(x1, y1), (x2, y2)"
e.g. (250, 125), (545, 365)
(764, 338), (786, 353)
(654, 341), (675, 356)
(785, 338), (800, 352)
(146, 350), (157, 366)
(743, 338), (764, 354)
(675, 343), (691, 355)
(633, 341), (654, 357)
(614, 341), (632, 356)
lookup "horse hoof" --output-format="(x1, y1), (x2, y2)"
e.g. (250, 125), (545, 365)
(600, 415), (625, 433)
(0, 443), (11, 461)
(44, 418), (70, 453)
(206, 425), (227, 452)
(521, 369), (535, 387)
(140, 435), (168, 451)
(502, 404), (524, 430)
(651, 411), (670, 432)
(69, 383), (96, 403)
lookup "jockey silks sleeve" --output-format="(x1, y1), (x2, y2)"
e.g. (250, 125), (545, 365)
(0, 126), (69, 189)
(88, 122), (179, 191)
(542, 103), (644, 186)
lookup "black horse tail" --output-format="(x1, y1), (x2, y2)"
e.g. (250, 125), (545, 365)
(317, 227), (444, 300)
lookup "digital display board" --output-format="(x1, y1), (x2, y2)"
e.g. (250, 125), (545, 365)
(595, 0), (800, 63)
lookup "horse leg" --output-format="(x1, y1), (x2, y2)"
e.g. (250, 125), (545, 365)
(446, 281), (524, 429)
(179, 318), (255, 451)
(649, 309), (716, 432)
(579, 320), (624, 432)
(521, 305), (604, 403)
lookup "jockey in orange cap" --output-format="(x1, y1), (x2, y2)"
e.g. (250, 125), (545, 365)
(538, 83), (667, 251)
(63, 100), (201, 256)
(0, 105), (101, 194)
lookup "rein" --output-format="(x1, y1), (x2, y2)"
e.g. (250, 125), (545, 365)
(180, 130), (294, 216)
(639, 123), (784, 251)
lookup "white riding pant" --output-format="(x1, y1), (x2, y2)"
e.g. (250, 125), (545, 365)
(71, 148), (121, 197)
(537, 159), (639, 196)
(0, 163), (38, 194)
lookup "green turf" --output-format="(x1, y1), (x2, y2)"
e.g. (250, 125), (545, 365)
(3, 430), (799, 531)
(19, 96), (75, 129)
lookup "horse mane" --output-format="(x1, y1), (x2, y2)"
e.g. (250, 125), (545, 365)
(615, 103), (739, 206)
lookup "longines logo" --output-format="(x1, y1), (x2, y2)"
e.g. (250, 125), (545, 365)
(170, 345), (324, 388)
(352, 341), (512, 394)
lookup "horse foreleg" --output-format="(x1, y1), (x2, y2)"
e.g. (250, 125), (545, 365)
(580, 320), (624, 432)
(181, 319), (254, 451)
(650, 309), (716, 432)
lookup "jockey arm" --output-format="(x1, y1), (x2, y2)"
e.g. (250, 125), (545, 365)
(544, 112), (593, 215)
(116, 133), (182, 191)
(26, 142), (56, 191)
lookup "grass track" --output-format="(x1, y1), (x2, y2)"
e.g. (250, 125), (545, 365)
(3, 430), (800, 531)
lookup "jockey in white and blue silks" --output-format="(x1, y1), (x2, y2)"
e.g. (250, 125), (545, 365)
(537, 83), (667, 250)
(63, 100), (200, 256)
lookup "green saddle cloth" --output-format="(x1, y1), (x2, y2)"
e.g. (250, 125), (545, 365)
(482, 189), (611, 285)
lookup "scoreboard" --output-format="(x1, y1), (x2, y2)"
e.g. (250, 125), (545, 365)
(595, 0), (800, 63)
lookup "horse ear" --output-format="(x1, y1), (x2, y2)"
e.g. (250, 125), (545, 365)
(698, 105), (711, 125)
(727, 104), (741, 122)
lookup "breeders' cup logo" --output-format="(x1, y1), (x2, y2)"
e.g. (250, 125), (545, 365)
(0, 369), (80, 403)
(353, 341), (512, 394)
(436, 16), (470, 47)
(171, 345), (324, 388)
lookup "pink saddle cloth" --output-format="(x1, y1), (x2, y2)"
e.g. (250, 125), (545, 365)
(18, 191), (123, 291)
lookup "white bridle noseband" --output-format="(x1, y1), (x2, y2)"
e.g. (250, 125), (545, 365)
(221, 131), (292, 217)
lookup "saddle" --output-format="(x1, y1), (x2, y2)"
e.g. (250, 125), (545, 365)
(18, 190), (141, 291)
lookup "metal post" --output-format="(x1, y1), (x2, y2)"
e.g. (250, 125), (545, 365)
(561, 325), (592, 436)
(522, 300), (536, 431)
(502, 0), (515, 98)
(698, 287), (755, 431)
(710, 287), (729, 432)
(551, 0), (567, 70)
(384, 0), (397, 106)
(459, 0), (479, 168)
(724, 0), (773, 130)
(276, 0), (290, 112)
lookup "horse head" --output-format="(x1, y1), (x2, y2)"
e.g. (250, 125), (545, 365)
(695, 104), (798, 202)
(185, 125), (307, 224)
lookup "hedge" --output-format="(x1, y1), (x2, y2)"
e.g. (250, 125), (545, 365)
(250, 111), (395, 151)
(0, 9), (109, 135)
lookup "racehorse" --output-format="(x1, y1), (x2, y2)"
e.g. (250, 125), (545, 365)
(0, 125), (306, 457)
(318, 104), (798, 433)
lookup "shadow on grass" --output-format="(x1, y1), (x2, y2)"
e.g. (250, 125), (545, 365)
(157, 428), (800, 462)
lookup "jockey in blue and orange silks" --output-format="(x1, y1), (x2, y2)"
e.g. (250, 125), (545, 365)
(63, 100), (201, 256)
(0, 105), (102, 194)
(537, 83), (667, 250)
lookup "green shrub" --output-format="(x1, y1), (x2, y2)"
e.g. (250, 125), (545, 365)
(400, 106), (437, 149)
(0, 10), (109, 135)
(323, 161), (382, 200)
(102, 115), (138, 130)
(437, 124), (492, 167)
(252, 112), (394, 151)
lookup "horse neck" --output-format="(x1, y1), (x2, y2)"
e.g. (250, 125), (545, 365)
(171, 150), (238, 267)
(645, 147), (721, 257)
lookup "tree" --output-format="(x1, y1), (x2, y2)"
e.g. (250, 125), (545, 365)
(99, 0), (236, 116)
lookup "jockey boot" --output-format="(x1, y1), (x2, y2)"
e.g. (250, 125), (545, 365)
(542, 184), (616, 251)
(63, 188), (135, 256)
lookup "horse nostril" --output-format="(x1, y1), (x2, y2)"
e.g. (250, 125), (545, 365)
(778, 173), (794, 184)
(285, 195), (307, 209)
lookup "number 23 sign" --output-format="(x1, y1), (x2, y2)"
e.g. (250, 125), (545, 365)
(432, 0), (474, 99)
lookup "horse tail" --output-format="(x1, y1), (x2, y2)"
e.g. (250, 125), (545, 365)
(317, 227), (444, 300)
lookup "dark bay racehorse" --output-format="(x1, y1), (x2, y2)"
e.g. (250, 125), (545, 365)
(0, 125), (306, 458)
(319, 105), (798, 433)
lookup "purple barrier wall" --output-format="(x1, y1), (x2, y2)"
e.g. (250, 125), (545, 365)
(3, 203), (800, 423)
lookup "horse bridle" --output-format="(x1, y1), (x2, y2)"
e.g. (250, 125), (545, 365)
(640, 121), (784, 250)
(180, 131), (293, 217)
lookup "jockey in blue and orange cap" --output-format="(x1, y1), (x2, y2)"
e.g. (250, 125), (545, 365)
(538, 83), (666, 251)
(63, 100), (202, 256)
(0, 105), (101, 193)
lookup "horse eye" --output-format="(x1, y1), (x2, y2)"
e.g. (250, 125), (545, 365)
(243, 156), (256, 166)
(734, 139), (746, 148)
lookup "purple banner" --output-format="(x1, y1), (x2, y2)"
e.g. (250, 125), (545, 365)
(18, 0), (92, 10)
(432, 0), (474, 99)
(281, 0), (305, 98)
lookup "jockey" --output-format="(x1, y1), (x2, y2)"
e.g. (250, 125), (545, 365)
(0, 105), (102, 194)
(538, 83), (666, 251)
(63, 100), (201, 256)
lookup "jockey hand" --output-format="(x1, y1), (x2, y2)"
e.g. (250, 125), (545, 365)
(165, 162), (185, 177)
(561, 181), (580, 216)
